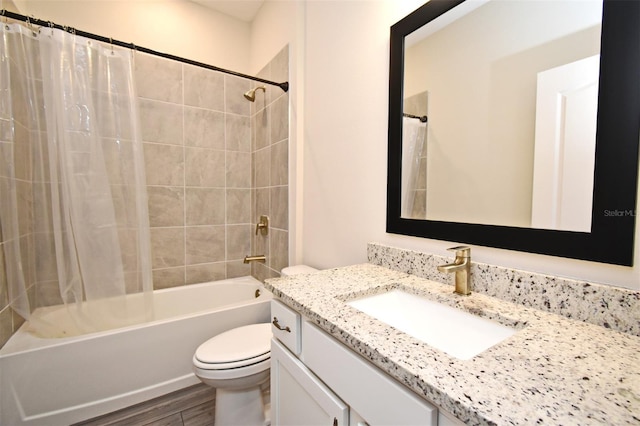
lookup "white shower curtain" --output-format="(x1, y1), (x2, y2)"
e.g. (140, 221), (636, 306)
(0, 22), (153, 337)
(401, 116), (427, 218)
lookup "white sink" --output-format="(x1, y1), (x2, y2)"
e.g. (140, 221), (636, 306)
(346, 290), (517, 360)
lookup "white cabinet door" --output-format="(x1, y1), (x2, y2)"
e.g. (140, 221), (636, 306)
(302, 321), (438, 426)
(271, 339), (349, 426)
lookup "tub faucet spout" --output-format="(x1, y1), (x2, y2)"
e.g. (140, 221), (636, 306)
(437, 246), (471, 295)
(244, 255), (266, 264)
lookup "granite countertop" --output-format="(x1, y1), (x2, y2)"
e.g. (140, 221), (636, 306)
(264, 263), (640, 426)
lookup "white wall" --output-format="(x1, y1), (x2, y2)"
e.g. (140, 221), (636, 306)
(290, 0), (640, 290)
(11, 0), (251, 72)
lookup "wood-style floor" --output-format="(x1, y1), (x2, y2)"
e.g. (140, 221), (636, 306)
(73, 384), (216, 426)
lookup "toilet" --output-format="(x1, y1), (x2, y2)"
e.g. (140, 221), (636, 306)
(193, 265), (318, 426)
(193, 323), (272, 426)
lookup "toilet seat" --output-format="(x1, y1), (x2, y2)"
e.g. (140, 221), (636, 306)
(194, 323), (271, 371)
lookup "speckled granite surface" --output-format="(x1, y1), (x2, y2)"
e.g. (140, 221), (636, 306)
(265, 263), (640, 425)
(368, 242), (640, 336)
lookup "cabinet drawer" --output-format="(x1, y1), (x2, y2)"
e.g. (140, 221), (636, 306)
(271, 300), (301, 355)
(302, 321), (438, 426)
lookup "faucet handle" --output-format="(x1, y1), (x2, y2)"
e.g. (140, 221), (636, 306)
(447, 246), (470, 258)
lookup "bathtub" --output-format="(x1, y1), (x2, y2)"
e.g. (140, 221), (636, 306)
(0, 276), (272, 426)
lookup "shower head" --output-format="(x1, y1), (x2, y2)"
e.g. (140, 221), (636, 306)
(243, 86), (266, 102)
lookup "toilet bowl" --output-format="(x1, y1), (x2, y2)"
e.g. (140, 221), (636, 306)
(193, 323), (272, 426)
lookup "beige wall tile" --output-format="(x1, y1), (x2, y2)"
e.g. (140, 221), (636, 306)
(118, 229), (142, 273)
(251, 262), (277, 283)
(252, 233), (269, 264)
(255, 64), (274, 107)
(32, 182), (51, 233)
(226, 151), (251, 188)
(254, 188), (270, 222)
(21, 236), (35, 298)
(111, 187), (141, 229)
(34, 279), (63, 308)
(147, 186), (184, 227)
(224, 76), (251, 116)
(102, 138), (135, 186)
(143, 143), (184, 186)
(253, 147), (270, 189)
(184, 107), (225, 150)
(0, 244), (7, 309)
(31, 132), (50, 183)
(0, 306), (13, 349)
(226, 115), (251, 152)
(271, 95), (289, 144)
(34, 233), (57, 282)
(226, 189), (251, 225)
(139, 99), (183, 145)
(271, 46), (290, 84)
(270, 140), (288, 186)
(186, 226), (225, 265)
(0, 119), (11, 142)
(185, 147), (225, 187)
(254, 108), (269, 151)
(0, 142), (12, 177)
(270, 228), (288, 274)
(184, 66), (224, 111)
(152, 267), (185, 289)
(151, 227), (185, 269)
(16, 180), (33, 237)
(135, 53), (182, 103)
(226, 260), (250, 279)
(270, 186), (288, 230)
(185, 262), (226, 285)
(185, 187), (225, 226)
(13, 123), (31, 181)
(227, 224), (251, 260)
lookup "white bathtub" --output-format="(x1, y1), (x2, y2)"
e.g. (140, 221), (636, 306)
(0, 276), (272, 426)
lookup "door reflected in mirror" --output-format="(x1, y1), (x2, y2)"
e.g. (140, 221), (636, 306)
(401, 0), (602, 232)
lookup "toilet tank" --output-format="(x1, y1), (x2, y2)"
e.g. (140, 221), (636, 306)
(281, 265), (318, 277)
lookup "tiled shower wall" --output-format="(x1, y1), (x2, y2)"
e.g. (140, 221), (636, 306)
(250, 47), (289, 282)
(0, 46), (290, 348)
(137, 52), (257, 288)
(137, 46), (289, 288)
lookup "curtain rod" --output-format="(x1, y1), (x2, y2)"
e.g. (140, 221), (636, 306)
(0, 9), (289, 93)
(403, 113), (428, 123)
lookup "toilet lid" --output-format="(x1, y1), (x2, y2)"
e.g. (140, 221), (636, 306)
(195, 323), (271, 367)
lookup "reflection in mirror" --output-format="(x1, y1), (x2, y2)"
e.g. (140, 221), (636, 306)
(401, 0), (602, 232)
(387, 0), (640, 265)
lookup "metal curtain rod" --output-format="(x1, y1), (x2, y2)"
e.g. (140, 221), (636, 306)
(403, 113), (428, 123)
(0, 9), (289, 93)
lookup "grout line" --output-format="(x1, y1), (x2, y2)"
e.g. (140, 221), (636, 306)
(181, 63), (187, 287)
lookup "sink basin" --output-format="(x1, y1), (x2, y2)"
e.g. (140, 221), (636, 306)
(346, 290), (517, 360)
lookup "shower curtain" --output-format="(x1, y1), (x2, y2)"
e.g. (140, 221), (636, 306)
(401, 116), (427, 218)
(0, 22), (153, 337)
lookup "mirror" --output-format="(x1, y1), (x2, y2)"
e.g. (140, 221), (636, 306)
(387, 0), (640, 265)
(402, 0), (602, 232)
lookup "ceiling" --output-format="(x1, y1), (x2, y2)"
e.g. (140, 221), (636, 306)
(191, 0), (265, 22)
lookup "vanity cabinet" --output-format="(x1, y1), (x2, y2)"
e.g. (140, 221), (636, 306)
(270, 300), (453, 426)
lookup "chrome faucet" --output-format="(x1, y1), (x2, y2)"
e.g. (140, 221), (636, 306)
(437, 246), (471, 295)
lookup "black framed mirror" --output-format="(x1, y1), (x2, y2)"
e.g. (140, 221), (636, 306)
(387, 0), (639, 266)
